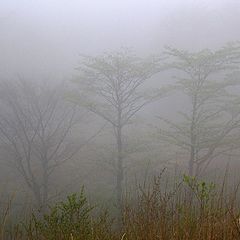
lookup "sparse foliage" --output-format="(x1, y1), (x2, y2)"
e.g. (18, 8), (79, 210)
(70, 49), (163, 210)
(0, 80), (79, 207)
(158, 43), (240, 176)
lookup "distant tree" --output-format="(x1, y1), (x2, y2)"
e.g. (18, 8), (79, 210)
(70, 49), (163, 210)
(0, 80), (83, 208)
(158, 43), (240, 177)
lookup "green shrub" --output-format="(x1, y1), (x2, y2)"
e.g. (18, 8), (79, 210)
(28, 189), (94, 240)
(183, 174), (216, 212)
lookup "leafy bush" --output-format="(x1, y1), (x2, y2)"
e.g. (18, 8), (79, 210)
(183, 174), (216, 208)
(28, 189), (93, 240)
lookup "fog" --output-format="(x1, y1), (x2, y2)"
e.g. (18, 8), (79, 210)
(1, 0), (240, 79)
(1, 0), (240, 232)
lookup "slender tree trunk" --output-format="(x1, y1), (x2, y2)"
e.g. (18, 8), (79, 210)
(188, 149), (194, 176)
(189, 95), (197, 177)
(42, 161), (49, 211)
(32, 184), (42, 208)
(187, 95), (197, 203)
(116, 124), (123, 212)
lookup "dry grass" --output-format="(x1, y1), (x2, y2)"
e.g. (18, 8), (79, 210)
(1, 174), (240, 240)
(122, 175), (240, 240)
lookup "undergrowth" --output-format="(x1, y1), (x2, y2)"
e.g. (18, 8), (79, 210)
(1, 173), (240, 240)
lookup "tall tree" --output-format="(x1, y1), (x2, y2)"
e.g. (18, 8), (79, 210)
(158, 43), (240, 177)
(71, 49), (162, 210)
(0, 80), (81, 208)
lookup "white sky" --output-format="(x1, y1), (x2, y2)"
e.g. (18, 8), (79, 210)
(0, 0), (240, 79)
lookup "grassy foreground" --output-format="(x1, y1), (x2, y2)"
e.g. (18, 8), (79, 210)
(1, 174), (240, 240)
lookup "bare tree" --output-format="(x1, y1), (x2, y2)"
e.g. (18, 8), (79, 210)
(0, 80), (81, 208)
(158, 43), (240, 177)
(70, 49), (162, 210)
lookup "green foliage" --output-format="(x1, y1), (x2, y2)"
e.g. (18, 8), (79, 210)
(183, 174), (215, 206)
(29, 189), (94, 240)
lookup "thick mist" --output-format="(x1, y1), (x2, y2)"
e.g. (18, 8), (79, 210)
(1, 0), (240, 79)
(0, 1), (240, 236)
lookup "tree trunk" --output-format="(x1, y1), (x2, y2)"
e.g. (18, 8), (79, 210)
(42, 160), (49, 212)
(116, 125), (123, 213)
(189, 95), (197, 177)
(187, 96), (197, 203)
(189, 146), (195, 176)
(32, 184), (42, 208)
